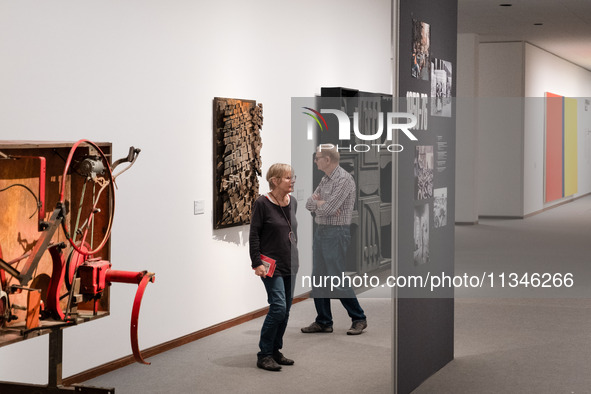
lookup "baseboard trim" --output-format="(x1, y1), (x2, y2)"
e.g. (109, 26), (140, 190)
(474, 193), (591, 221)
(63, 291), (311, 386)
(478, 215), (523, 220)
(524, 192), (591, 219)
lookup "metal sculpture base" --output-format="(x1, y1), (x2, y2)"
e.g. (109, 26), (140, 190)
(0, 327), (115, 393)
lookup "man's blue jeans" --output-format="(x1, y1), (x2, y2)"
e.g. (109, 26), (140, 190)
(258, 275), (294, 358)
(311, 225), (366, 326)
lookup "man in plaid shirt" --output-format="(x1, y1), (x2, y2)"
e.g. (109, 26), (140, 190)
(301, 145), (367, 336)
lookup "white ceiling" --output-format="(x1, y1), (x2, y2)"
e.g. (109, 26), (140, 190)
(458, 0), (591, 71)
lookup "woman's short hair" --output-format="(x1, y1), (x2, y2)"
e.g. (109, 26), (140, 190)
(317, 144), (340, 163)
(266, 163), (292, 190)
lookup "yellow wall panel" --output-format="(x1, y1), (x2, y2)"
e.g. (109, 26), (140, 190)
(564, 97), (578, 197)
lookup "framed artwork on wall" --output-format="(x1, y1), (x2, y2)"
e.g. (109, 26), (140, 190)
(545, 92), (578, 203)
(213, 97), (263, 229)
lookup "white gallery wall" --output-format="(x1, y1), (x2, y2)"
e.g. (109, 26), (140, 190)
(477, 42), (525, 217)
(523, 43), (591, 215)
(475, 41), (591, 217)
(455, 33), (479, 223)
(0, 0), (392, 382)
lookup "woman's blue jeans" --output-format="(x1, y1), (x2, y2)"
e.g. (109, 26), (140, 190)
(258, 275), (294, 358)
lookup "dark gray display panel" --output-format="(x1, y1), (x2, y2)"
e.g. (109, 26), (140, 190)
(397, 0), (457, 393)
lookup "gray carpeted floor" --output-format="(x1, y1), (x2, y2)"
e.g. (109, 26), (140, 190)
(414, 195), (591, 393)
(414, 298), (591, 394)
(85, 195), (591, 393)
(85, 295), (393, 393)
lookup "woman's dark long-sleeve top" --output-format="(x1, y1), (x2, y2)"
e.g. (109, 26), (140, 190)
(249, 194), (299, 277)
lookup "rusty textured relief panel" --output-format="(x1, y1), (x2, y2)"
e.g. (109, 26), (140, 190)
(213, 97), (263, 229)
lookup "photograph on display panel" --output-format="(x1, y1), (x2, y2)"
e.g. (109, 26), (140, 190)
(433, 187), (447, 228)
(413, 203), (430, 266)
(414, 145), (434, 200)
(411, 19), (430, 80)
(430, 58), (452, 117)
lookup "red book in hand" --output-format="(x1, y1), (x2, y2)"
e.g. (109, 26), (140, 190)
(259, 254), (276, 277)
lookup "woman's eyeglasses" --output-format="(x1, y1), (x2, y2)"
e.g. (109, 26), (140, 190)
(277, 175), (296, 182)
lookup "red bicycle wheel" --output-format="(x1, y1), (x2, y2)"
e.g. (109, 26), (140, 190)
(59, 140), (115, 256)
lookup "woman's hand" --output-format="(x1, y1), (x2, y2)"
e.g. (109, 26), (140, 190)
(254, 265), (267, 277)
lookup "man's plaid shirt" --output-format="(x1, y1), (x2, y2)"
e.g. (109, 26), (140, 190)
(306, 165), (356, 225)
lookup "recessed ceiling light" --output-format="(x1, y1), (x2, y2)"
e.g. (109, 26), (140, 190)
(499, 3), (513, 6)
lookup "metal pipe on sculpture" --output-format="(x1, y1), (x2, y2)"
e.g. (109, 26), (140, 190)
(77, 262), (156, 364)
(108, 270), (155, 364)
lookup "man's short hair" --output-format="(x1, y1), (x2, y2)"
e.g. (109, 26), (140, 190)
(317, 144), (340, 163)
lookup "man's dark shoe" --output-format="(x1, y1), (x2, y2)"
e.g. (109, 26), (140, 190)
(257, 355), (282, 371)
(301, 322), (333, 333)
(273, 351), (294, 365)
(347, 320), (367, 335)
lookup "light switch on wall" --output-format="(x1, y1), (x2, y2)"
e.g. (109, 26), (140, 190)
(194, 200), (205, 215)
(297, 189), (305, 201)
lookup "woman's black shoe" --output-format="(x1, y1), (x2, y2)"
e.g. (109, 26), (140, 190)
(257, 355), (282, 371)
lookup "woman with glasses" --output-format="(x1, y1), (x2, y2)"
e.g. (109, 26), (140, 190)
(249, 163), (299, 371)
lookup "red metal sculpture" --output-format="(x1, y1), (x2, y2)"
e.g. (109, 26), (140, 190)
(0, 139), (155, 392)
